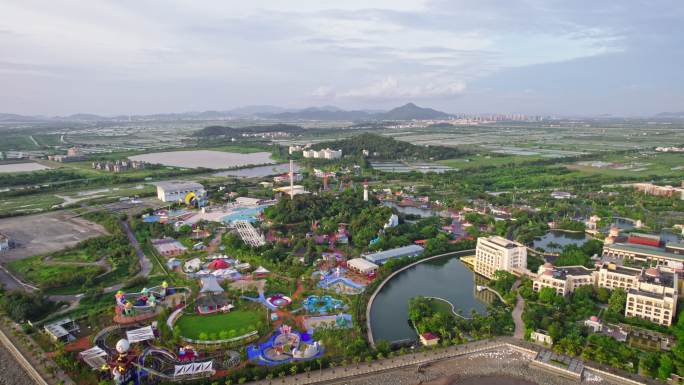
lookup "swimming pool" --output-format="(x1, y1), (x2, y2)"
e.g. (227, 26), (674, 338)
(221, 205), (270, 223)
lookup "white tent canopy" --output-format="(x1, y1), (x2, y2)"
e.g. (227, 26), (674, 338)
(79, 346), (108, 369)
(200, 275), (224, 293)
(254, 266), (270, 274)
(126, 325), (155, 343)
(174, 361), (213, 377)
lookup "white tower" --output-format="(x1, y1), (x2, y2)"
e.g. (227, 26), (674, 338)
(289, 159), (295, 200)
(363, 180), (369, 202)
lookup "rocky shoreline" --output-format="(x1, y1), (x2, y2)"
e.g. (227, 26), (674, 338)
(327, 347), (621, 385)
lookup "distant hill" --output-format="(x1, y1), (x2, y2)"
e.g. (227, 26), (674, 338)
(193, 123), (305, 137)
(264, 102), (451, 121)
(655, 111), (684, 118)
(0, 103), (452, 123)
(266, 107), (373, 120)
(375, 103), (451, 120)
(311, 132), (463, 160)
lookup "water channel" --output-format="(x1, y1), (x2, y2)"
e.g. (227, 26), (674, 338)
(369, 254), (488, 343)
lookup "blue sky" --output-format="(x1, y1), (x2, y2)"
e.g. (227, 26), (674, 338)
(1, 0), (682, 116)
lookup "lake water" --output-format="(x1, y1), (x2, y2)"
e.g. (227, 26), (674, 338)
(129, 150), (274, 170)
(370, 255), (488, 343)
(0, 162), (50, 173)
(532, 230), (590, 251)
(214, 163), (300, 178)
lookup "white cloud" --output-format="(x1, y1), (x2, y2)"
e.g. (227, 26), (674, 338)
(336, 76), (466, 101)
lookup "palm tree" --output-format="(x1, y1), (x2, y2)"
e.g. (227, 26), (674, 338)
(290, 364), (298, 377)
(316, 358), (323, 376)
(330, 361), (337, 373)
(266, 373), (273, 384)
(341, 359), (349, 371)
(353, 356), (361, 369)
(304, 366), (311, 378)
(278, 371), (285, 383)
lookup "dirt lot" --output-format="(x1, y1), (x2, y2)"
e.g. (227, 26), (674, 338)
(0, 211), (107, 261)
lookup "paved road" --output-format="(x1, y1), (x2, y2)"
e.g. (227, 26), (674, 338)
(122, 219), (152, 277)
(513, 293), (525, 339)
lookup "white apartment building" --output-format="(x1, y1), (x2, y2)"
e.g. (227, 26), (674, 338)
(155, 181), (206, 203)
(474, 236), (527, 279)
(532, 263), (595, 296)
(302, 148), (342, 160)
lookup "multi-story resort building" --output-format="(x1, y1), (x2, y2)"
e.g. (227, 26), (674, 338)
(533, 261), (678, 326)
(596, 263), (641, 290)
(625, 267), (677, 326)
(602, 241), (684, 268)
(474, 236), (527, 279)
(532, 263), (595, 296)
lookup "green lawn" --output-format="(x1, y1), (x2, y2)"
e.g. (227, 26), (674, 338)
(427, 297), (455, 316)
(175, 309), (263, 340)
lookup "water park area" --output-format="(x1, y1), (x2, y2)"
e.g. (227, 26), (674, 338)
(316, 267), (368, 295)
(246, 325), (323, 366)
(302, 295), (346, 314)
(142, 201), (274, 226)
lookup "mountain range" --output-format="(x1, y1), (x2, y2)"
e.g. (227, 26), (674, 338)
(0, 103), (452, 123)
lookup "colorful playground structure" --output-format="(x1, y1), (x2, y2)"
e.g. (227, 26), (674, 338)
(114, 282), (188, 324)
(247, 325), (323, 366)
(317, 267), (366, 295)
(266, 293), (292, 308)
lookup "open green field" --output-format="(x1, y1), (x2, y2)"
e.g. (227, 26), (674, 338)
(49, 249), (100, 263)
(438, 154), (545, 170)
(0, 194), (64, 216)
(7, 255), (105, 290)
(565, 152), (684, 178)
(0, 135), (40, 152)
(175, 309), (263, 339)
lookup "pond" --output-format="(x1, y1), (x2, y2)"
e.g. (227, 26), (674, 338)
(532, 230), (591, 251)
(129, 150), (274, 170)
(382, 201), (435, 218)
(0, 162), (50, 173)
(214, 162), (301, 178)
(369, 255), (488, 343)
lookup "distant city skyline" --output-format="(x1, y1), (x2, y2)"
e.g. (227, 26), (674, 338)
(1, 1), (682, 116)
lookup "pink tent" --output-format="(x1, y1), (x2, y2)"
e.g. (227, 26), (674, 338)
(208, 259), (230, 270)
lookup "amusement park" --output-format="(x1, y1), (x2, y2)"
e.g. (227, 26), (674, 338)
(3, 153), (493, 385)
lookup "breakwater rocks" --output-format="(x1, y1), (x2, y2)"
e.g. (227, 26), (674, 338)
(0, 343), (34, 385)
